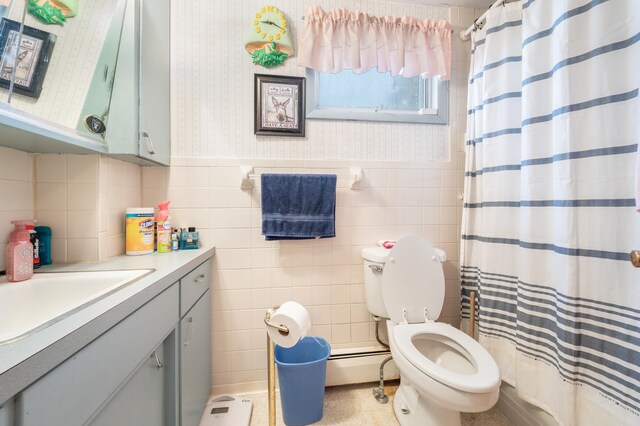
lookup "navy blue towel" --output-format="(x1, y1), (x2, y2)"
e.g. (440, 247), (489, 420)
(261, 174), (337, 241)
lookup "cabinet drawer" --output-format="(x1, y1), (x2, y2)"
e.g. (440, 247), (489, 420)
(18, 283), (179, 426)
(180, 259), (211, 316)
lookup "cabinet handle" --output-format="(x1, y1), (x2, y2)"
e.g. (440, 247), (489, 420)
(194, 274), (206, 283)
(141, 131), (156, 155)
(151, 350), (163, 368)
(184, 317), (194, 347)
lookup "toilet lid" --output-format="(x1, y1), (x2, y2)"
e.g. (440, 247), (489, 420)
(382, 236), (445, 323)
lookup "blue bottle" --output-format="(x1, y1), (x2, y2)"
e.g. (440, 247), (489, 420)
(34, 226), (52, 265)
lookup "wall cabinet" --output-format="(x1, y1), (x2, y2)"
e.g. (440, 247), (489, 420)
(0, 0), (171, 166)
(6, 258), (211, 426)
(107, 0), (171, 165)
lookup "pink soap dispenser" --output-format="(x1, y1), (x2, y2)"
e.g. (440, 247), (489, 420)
(6, 220), (34, 282)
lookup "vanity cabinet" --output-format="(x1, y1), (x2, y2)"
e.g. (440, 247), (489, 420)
(179, 260), (212, 426)
(17, 283), (178, 425)
(90, 337), (168, 426)
(7, 257), (212, 426)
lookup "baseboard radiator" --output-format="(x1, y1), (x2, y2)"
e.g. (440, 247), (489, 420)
(325, 348), (399, 387)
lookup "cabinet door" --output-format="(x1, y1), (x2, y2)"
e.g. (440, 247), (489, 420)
(90, 343), (166, 426)
(180, 290), (211, 426)
(16, 284), (178, 425)
(138, 0), (170, 164)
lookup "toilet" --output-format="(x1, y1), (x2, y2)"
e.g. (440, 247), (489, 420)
(362, 236), (500, 426)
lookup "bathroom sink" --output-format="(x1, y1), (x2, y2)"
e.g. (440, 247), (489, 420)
(0, 269), (153, 344)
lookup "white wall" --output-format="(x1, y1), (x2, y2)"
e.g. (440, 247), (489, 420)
(0, 0), (476, 395)
(153, 0), (476, 393)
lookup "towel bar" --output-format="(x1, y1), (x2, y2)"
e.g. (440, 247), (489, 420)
(240, 165), (362, 190)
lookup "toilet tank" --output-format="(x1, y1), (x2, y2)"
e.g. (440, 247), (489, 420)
(361, 245), (448, 319)
(361, 247), (392, 318)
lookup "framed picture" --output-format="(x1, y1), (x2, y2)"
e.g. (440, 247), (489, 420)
(0, 18), (56, 99)
(254, 74), (305, 137)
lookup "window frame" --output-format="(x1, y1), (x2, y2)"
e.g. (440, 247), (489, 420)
(305, 68), (449, 125)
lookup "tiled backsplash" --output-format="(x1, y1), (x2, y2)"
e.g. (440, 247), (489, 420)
(34, 154), (141, 263)
(0, 147), (35, 272)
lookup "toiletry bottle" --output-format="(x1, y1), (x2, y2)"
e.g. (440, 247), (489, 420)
(34, 226), (52, 265)
(171, 229), (179, 251)
(181, 227), (200, 250)
(179, 228), (187, 250)
(6, 220), (34, 282)
(26, 223), (41, 269)
(156, 200), (172, 253)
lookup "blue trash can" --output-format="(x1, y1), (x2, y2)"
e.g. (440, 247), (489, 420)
(275, 336), (331, 426)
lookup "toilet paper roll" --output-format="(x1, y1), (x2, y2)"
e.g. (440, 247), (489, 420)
(267, 301), (311, 348)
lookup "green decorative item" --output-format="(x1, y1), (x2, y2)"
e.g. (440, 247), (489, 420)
(28, 0), (66, 25)
(245, 5), (293, 68)
(251, 41), (288, 68)
(28, 0), (78, 25)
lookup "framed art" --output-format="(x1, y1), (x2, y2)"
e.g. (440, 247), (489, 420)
(254, 74), (305, 137)
(0, 18), (56, 99)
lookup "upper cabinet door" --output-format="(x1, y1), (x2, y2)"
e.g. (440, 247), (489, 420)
(138, 0), (170, 164)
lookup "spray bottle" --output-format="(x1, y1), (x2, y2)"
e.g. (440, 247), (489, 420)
(156, 200), (172, 253)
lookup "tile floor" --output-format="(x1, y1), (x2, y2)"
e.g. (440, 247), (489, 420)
(247, 381), (513, 425)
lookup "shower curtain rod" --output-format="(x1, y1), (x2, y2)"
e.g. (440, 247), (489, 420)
(460, 0), (512, 42)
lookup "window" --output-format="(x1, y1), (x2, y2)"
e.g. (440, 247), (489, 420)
(305, 68), (449, 125)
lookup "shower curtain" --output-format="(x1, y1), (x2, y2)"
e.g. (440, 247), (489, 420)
(461, 1), (640, 425)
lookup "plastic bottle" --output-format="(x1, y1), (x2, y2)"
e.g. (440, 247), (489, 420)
(26, 223), (41, 269)
(6, 220), (34, 282)
(35, 226), (52, 265)
(171, 229), (180, 251)
(156, 200), (172, 253)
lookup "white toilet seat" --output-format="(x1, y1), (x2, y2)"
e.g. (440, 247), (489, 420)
(392, 322), (500, 394)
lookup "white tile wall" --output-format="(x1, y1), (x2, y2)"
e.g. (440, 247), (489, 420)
(34, 154), (141, 262)
(0, 147), (35, 271)
(163, 0), (475, 392)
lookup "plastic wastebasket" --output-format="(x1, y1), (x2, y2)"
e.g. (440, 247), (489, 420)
(275, 336), (331, 426)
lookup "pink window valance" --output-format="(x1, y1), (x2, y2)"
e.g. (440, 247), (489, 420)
(297, 6), (451, 80)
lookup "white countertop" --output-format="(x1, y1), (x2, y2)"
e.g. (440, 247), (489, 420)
(0, 246), (214, 403)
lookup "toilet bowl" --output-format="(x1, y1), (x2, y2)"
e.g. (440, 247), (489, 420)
(362, 236), (500, 426)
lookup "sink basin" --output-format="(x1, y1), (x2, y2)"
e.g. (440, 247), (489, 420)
(0, 269), (153, 344)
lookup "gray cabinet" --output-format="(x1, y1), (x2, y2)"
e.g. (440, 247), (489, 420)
(138, 0), (171, 164)
(91, 341), (166, 426)
(16, 283), (179, 425)
(179, 259), (212, 426)
(180, 291), (211, 426)
(0, 0), (171, 166)
(8, 256), (212, 426)
(107, 0), (170, 165)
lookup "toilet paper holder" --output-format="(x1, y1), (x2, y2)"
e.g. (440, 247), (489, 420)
(264, 306), (290, 336)
(264, 305), (287, 426)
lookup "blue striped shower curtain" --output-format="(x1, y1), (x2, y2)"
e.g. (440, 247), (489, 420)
(460, 1), (640, 424)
